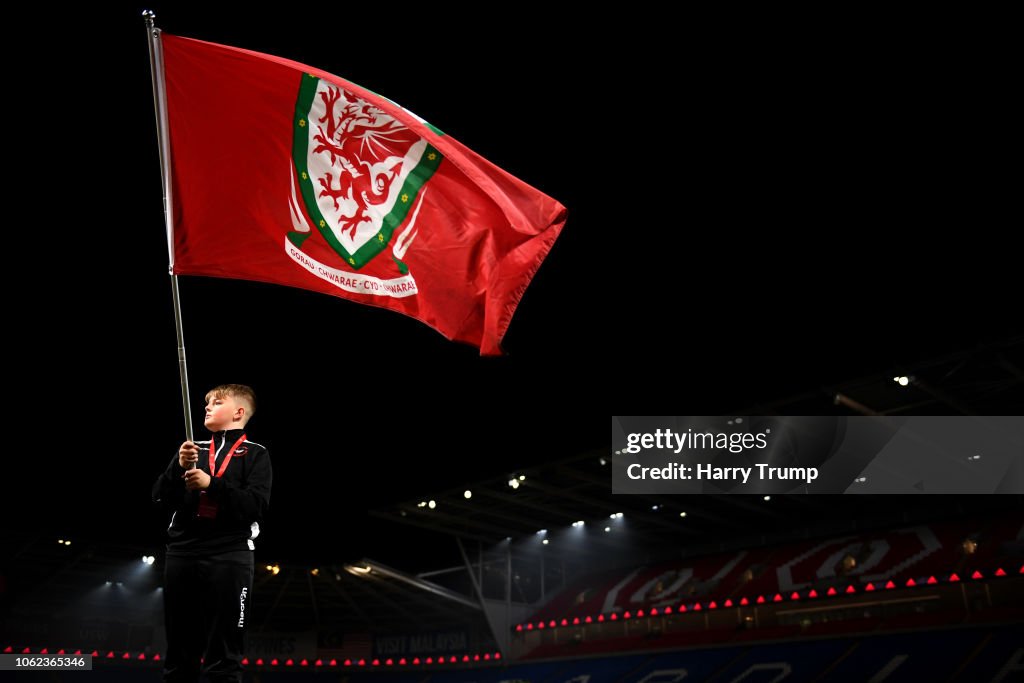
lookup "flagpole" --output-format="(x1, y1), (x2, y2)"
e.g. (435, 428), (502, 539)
(144, 10), (194, 442)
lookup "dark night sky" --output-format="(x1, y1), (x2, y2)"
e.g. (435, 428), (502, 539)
(6, 6), (1020, 570)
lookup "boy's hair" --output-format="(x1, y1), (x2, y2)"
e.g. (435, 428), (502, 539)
(205, 384), (257, 419)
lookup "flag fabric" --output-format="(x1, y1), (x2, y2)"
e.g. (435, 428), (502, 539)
(160, 34), (566, 355)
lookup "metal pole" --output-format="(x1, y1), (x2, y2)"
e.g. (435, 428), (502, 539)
(457, 538), (507, 659)
(170, 275), (193, 441)
(143, 10), (193, 441)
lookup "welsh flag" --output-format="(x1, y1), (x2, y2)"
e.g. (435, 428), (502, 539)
(160, 34), (566, 355)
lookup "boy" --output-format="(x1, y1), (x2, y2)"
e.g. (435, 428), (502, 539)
(152, 384), (272, 683)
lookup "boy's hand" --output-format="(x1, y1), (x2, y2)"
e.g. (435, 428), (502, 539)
(178, 441), (200, 469)
(183, 468), (211, 491)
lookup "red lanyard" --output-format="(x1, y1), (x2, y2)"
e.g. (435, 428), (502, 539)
(209, 433), (246, 478)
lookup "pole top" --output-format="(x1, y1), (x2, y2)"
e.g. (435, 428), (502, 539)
(142, 9), (156, 30)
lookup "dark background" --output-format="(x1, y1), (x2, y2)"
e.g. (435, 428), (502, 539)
(5, 5), (1019, 571)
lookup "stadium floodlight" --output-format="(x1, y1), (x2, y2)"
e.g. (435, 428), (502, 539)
(344, 564), (372, 576)
(428, 500), (436, 509)
(572, 521), (584, 528)
(508, 478), (520, 489)
(542, 539), (549, 545)
(464, 490), (472, 499)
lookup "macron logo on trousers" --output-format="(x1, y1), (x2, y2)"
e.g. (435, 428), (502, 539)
(238, 587), (248, 628)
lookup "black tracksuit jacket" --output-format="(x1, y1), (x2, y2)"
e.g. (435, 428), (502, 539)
(152, 428), (272, 555)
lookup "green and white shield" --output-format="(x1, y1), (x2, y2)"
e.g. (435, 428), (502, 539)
(288, 75), (441, 270)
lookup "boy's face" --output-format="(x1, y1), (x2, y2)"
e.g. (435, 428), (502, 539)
(204, 393), (244, 432)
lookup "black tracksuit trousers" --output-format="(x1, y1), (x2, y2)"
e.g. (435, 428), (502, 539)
(163, 550), (254, 683)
